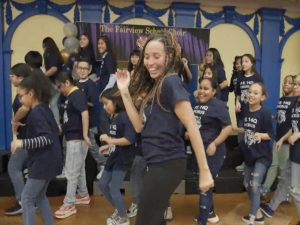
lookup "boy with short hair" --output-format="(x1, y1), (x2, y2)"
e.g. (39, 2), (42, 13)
(54, 71), (91, 219)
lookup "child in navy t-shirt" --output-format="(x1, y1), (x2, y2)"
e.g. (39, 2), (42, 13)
(261, 75), (300, 222)
(236, 82), (274, 225)
(76, 58), (106, 177)
(262, 75), (297, 194)
(54, 72), (91, 219)
(11, 71), (63, 225)
(5, 63), (31, 215)
(98, 87), (137, 225)
(192, 78), (232, 225)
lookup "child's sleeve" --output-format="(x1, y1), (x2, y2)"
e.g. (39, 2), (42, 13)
(262, 109), (275, 139)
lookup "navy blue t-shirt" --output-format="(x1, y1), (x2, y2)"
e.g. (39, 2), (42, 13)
(77, 79), (97, 128)
(141, 75), (189, 164)
(44, 52), (63, 83)
(62, 88), (88, 141)
(236, 73), (264, 118)
(215, 66), (229, 102)
(98, 53), (116, 94)
(193, 98), (231, 150)
(290, 100), (300, 164)
(241, 106), (274, 167)
(229, 71), (243, 95)
(105, 111), (137, 170)
(276, 96), (298, 141)
(25, 103), (63, 179)
(12, 95), (28, 139)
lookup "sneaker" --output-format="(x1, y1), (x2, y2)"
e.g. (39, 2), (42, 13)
(260, 203), (274, 218)
(54, 204), (77, 219)
(96, 165), (105, 180)
(236, 162), (245, 172)
(193, 211), (219, 223)
(75, 194), (90, 205)
(111, 216), (129, 225)
(107, 209), (118, 225)
(242, 215), (264, 224)
(208, 211), (220, 223)
(4, 202), (23, 215)
(164, 206), (173, 221)
(127, 203), (138, 218)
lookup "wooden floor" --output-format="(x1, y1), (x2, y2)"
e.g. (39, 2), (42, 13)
(0, 193), (298, 225)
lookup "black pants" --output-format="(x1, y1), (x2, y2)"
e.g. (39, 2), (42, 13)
(135, 158), (186, 225)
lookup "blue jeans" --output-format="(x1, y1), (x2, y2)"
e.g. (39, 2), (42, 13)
(269, 161), (300, 216)
(21, 178), (53, 225)
(8, 148), (28, 202)
(98, 168), (127, 217)
(130, 155), (147, 204)
(244, 162), (267, 216)
(197, 151), (225, 225)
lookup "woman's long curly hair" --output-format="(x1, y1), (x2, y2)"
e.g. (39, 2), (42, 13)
(129, 31), (182, 117)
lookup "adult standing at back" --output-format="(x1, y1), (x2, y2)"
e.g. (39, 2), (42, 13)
(116, 31), (214, 225)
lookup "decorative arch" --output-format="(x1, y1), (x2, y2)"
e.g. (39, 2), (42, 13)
(279, 27), (300, 56)
(204, 19), (261, 70)
(4, 10), (69, 49)
(113, 13), (165, 26)
(2, 9), (69, 150)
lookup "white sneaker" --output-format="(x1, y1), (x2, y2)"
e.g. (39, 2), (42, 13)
(110, 215), (129, 225)
(107, 209), (118, 225)
(236, 162), (245, 172)
(164, 206), (173, 221)
(96, 165), (105, 180)
(127, 203), (138, 218)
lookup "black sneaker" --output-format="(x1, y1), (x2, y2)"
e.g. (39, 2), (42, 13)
(4, 202), (23, 215)
(207, 211), (220, 223)
(242, 215), (264, 224)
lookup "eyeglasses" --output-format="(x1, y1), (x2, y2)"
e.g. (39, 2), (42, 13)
(77, 67), (89, 71)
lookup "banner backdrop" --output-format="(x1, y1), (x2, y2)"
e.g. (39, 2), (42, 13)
(76, 23), (210, 65)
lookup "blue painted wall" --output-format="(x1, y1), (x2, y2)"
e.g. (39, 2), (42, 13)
(0, 0), (6, 151)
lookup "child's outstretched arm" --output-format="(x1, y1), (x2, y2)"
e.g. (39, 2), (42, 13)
(100, 134), (132, 146)
(11, 135), (54, 154)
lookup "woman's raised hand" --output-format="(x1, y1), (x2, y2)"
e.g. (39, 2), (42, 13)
(116, 69), (131, 91)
